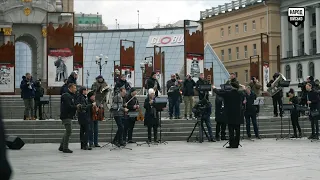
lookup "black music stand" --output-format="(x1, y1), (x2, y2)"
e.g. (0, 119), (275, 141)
(276, 104), (293, 140)
(40, 96), (49, 120)
(154, 97), (168, 145)
(101, 112), (115, 149)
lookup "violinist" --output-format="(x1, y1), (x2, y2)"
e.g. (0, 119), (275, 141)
(76, 87), (92, 150)
(144, 88), (159, 143)
(88, 91), (102, 148)
(123, 88), (139, 143)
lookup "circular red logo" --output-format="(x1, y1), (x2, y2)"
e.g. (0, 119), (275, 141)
(160, 37), (171, 44)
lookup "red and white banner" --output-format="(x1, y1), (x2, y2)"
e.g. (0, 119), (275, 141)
(0, 64), (14, 93)
(186, 54), (204, 82)
(121, 66), (135, 87)
(263, 64), (270, 91)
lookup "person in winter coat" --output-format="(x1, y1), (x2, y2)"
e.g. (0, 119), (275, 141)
(34, 80), (44, 120)
(183, 74), (196, 119)
(20, 73), (36, 120)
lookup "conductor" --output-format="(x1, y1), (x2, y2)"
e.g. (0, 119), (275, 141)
(212, 84), (244, 148)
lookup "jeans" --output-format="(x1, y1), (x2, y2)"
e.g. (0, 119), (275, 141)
(310, 115), (319, 136)
(123, 117), (136, 142)
(169, 97), (180, 117)
(34, 100), (43, 119)
(245, 114), (259, 137)
(114, 116), (124, 143)
(216, 122), (226, 138)
(60, 119), (72, 150)
(23, 98), (34, 118)
(147, 125), (158, 141)
(228, 124), (240, 147)
(80, 124), (89, 147)
(88, 121), (99, 145)
(183, 96), (194, 116)
(272, 97), (283, 115)
(201, 117), (214, 140)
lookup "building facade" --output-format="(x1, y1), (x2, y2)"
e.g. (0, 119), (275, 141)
(62, 0), (74, 12)
(201, 0), (281, 88)
(280, 0), (320, 93)
(75, 13), (108, 30)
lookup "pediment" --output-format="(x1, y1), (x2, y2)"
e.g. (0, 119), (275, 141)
(3, 7), (52, 24)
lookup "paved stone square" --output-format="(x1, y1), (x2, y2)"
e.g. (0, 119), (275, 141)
(7, 139), (320, 180)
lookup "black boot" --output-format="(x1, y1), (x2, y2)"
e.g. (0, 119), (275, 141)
(298, 132), (302, 138)
(63, 149), (73, 153)
(80, 143), (84, 149)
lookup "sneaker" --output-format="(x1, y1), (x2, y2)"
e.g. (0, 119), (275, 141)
(94, 144), (101, 147)
(215, 136), (221, 141)
(63, 149), (73, 153)
(127, 140), (136, 143)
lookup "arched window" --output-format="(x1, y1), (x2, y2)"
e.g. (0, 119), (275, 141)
(285, 65), (291, 79)
(85, 21), (89, 24)
(297, 63), (303, 79)
(309, 62), (315, 77)
(92, 21), (96, 24)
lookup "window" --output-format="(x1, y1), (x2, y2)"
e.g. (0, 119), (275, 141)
(79, 21), (82, 24)
(309, 62), (315, 77)
(312, 13), (316, 26)
(92, 21), (96, 24)
(252, 20), (256, 30)
(221, 28), (224, 37)
(244, 45), (248, 58)
(228, 48), (232, 60)
(236, 47), (239, 59)
(228, 26), (231, 35)
(253, 44), (257, 55)
(313, 39), (317, 49)
(297, 63), (303, 79)
(235, 25), (239, 34)
(285, 65), (291, 80)
(243, 23), (247, 32)
(260, 17), (265, 29)
(245, 70), (248, 82)
(221, 50), (224, 61)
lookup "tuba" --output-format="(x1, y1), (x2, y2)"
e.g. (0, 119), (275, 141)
(267, 73), (286, 96)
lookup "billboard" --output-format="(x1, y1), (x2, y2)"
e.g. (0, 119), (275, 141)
(146, 34), (184, 47)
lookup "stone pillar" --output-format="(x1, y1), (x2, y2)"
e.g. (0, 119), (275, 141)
(3, 27), (12, 43)
(292, 25), (298, 57)
(304, 7), (310, 55)
(42, 26), (47, 82)
(316, 4), (320, 54)
(281, 13), (289, 58)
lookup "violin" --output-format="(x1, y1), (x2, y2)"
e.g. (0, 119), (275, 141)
(92, 99), (104, 121)
(136, 98), (144, 121)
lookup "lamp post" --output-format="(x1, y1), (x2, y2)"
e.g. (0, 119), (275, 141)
(95, 54), (108, 75)
(249, 55), (260, 80)
(137, 10), (140, 29)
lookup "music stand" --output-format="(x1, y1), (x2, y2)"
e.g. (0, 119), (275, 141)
(276, 104), (293, 140)
(40, 96), (49, 120)
(154, 97), (168, 145)
(254, 97), (264, 139)
(101, 112), (115, 149)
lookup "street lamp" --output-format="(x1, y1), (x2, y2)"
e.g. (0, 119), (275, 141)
(140, 56), (153, 94)
(144, 56), (154, 69)
(95, 54), (108, 75)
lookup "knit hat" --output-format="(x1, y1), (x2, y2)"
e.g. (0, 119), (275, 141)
(96, 75), (103, 79)
(130, 87), (137, 93)
(289, 88), (294, 94)
(87, 91), (95, 99)
(151, 72), (156, 77)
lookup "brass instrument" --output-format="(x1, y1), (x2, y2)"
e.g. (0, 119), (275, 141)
(267, 73), (286, 96)
(100, 85), (110, 93)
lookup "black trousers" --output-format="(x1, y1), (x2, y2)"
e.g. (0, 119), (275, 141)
(147, 125), (158, 141)
(123, 117), (136, 142)
(34, 100), (43, 119)
(310, 115), (319, 136)
(228, 124), (240, 147)
(80, 123), (89, 147)
(272, 97), (283, 115)
(290, 114), (301, 136)
(215, 122), (226, 137)
(114, 116), (124, 144)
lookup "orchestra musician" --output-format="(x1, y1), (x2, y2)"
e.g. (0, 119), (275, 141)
(123, 88), (139, 143)
(147, 72), (161, 97)
(114, 74), (131, 94)
(287, 89), (302, 138)
(212, 84), (244, 148)
(267, 73), (283, 117)
(111, 87), (128, 147)
(144, 88), (159, 143)
(215, 94), (227, 141)
(166, 74), (182, 119)
(302, 83), (320, 139)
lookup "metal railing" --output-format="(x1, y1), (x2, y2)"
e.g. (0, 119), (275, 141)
(200, 0), (263, 19)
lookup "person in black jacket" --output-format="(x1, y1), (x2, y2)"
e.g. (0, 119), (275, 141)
(123, 88), (139, 143)
(302, 83), (320, 139)
(215, 95), (227, 141)
(114, 74), (131, 94)
(147, 72), (161, 97)
(144, 88), (160, 143)
(226, 73), (240, 89)
(0, 103), (12, 180)
(183, 74), (196, 119)
(59, 83), (81, 153)
(288, 89), (302, 138)
(34, 80), (44, 120)
(67, 71), (78, 85)
(243, 86), (260, 139)
(213, 85), (244, 148)
(20, 73), (36, 120)
(267, 73), (283, 117)
(76, 87), (93, 150)
(60, 79), (68, 95)
(196, 73), (209, 100)
(166, 74), (181, 119)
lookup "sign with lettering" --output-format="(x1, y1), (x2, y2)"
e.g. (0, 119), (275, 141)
(288, 7), (305, 27)
(146, 34), (184, 47)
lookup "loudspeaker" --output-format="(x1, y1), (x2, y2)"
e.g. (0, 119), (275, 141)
(6, 136), (25, 150)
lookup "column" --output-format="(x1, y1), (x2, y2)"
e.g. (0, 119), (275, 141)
(316, 4), (320, 54)
(281, 13), (289, 58)
(42, 26), (47, 82)
(304, 7), (310, 55)
(292, 25), (298, 57)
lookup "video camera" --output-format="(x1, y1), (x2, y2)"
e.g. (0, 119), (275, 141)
(192, 100), (209, 118)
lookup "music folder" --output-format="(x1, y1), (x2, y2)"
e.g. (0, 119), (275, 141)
(127, 112), (139, 117)
(283, 104), (294, 110)
(254, 97), (264, 105)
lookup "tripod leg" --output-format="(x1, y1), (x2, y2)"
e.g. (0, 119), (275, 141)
(201, 122), (209, 141)
(187, 122), (198, 142)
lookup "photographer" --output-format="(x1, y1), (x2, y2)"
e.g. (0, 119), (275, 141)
(196, 73), (209, 100)
(192, 98), (215, 142)
(166, 74), (181, 119)
(243, 86), (260, 139)
(215, 95), (227, 141)
(248, 76), (262, 114)
(287, 89), (302, 138)
(183, 74), (196, 119)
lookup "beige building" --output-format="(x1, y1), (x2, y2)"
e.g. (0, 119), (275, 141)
(62, 0), (74, 12)
(201, 0), (281, 88)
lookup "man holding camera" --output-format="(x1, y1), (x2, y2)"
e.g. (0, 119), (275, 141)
(20, 73), (36, 120)
(167, 74), (181, 119)
(243, 86), (260, 139)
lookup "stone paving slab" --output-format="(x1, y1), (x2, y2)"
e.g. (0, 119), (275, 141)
(7, 139), (320, 180)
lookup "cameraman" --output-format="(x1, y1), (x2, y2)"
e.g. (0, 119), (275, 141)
(192, 98), (215, 142)
(196, 73), (209, 100)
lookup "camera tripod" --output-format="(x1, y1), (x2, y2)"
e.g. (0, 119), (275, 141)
(187, 117), (209, 143)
